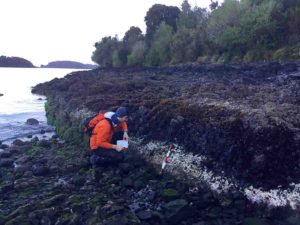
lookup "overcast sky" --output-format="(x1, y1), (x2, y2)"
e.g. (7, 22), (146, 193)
(0, 0), (220, 66)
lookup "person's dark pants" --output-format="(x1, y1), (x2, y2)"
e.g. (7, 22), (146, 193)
(90, 131), (124, 167)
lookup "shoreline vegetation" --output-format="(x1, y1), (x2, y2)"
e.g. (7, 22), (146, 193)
(91, 0), (300, 68)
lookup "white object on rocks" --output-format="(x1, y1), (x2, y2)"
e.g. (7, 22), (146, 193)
(117, 140), (128, 148)
(13, 162), (21, 168)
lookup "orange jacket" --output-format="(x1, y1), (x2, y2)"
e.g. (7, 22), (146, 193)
(90, 119), (128, 150)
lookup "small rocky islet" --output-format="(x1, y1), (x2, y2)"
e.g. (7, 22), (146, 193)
(0, 56), (35, 68)
(1, 61), (300, 224)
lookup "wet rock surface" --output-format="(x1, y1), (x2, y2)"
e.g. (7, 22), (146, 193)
(0, 139), (295, 225)
(18, 62), (300, 224)
(32, 62), (300, 189)
(26, 118), (39, 126)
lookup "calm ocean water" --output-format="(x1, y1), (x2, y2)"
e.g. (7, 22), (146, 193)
(0, 67), (80, 144)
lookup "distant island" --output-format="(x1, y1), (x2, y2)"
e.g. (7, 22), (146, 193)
(0, 56), (35, 68)
(41, 61), (97, 69)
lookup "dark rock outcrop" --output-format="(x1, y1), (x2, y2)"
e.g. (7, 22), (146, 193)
(12, 139), (25, 146)
(31, 164), (50, 176)
(37, 139), (51, 148)
(26, 118), (39, 126)
(0, 158), (14, 167)
(32, 61), (300, 189)
(0, 144), (9, 149)
(0, 138), (297, 224)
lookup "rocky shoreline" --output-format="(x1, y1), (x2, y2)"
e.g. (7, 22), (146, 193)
(1, 137), (299, 225)
(32, 61), (300, 189)
(1, 61), (300, 224)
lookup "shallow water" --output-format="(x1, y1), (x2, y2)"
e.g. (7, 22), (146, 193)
(0, 67), (81, 144)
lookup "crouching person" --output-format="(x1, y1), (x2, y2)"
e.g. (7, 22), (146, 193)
(89, 107), (129, 167)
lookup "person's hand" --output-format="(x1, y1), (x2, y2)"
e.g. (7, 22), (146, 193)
(123, 132), (129, 141)
(115, 145), (124, 152)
